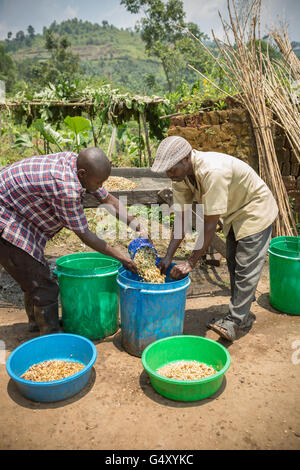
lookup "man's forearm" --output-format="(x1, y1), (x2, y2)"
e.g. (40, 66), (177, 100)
(165, 231), (185, 259)
(101, 193), (140, 231)
(75, 229), (127, 263)
(188, 215), (220, 268)
(165, 211), (186, 259)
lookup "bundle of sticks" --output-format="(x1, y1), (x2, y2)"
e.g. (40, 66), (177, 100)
(262, 25), (300, 165)
(269, 24), (300, 81)
(187, 0), (297, 236)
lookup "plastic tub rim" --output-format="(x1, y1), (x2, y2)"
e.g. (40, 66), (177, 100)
(141, 335), (231, 386)
(117, 277), (191, 294)
(117, 265), (190, 289)
(55, 252), (121, 276)
(6, 333), (97, 387)
(268, 247), (300, 260)
(54, 269), (120, 278)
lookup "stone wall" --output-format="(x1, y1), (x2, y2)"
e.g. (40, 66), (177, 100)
(168, 108), (300, 218)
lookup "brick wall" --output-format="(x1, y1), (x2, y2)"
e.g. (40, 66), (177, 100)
(168, 108), (300, 218)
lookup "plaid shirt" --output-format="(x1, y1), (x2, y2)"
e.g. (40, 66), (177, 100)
(0, 152), (108, 264)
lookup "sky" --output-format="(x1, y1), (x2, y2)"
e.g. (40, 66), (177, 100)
(0, 0), (299, 42)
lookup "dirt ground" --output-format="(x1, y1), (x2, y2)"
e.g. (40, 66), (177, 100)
(0, 243), (299, 451)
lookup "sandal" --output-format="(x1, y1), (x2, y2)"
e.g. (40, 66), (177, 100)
(239, 312), (256, 330)
(207, 317), (238, 342)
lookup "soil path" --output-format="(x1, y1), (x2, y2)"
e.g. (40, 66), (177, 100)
(0, 248), (299, 450)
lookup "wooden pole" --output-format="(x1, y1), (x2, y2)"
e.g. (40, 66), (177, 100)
(141, 113), (152, 167)
(138, 113), (142, 167)
(107, 127), (117, 160)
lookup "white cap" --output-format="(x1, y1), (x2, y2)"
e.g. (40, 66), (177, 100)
(151, 136), (192, 173)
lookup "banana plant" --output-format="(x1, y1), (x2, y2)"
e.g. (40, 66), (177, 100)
(33, 119), (71, 152)
(12, 133), (34, 150)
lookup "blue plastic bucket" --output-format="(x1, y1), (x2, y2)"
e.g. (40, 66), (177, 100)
(6, 333), (97, 402)
(117, 264), (191, 357)
(128, 237), (158, 260)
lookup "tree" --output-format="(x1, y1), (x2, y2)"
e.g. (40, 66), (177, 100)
(35, 29), (80, 89)
(27, 25), (35, 39)
(0, 45), (16, 92)
(7, 32), (12, 40)
(16, 27), (81, 92)
(15, 30), (25, 42)
(121, 0), (210, 92)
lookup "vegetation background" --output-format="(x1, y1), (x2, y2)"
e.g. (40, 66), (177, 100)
(0, 0), (299, 170)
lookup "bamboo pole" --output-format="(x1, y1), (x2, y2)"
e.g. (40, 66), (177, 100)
(186, 0), (296, 236)
(141, 113), (152, 167)
(269, 24), (300, 80)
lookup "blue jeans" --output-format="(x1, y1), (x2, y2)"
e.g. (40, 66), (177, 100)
(226, 225), (272, 326)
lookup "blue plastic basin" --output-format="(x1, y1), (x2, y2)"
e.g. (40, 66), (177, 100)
(6, 333), (97, 402)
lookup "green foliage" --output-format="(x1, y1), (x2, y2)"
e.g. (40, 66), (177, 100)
(121, 0), (211, 92)
(64, 116), (91, 134)
(8, 80), (172, 140)
(33, 119), (70, 151)
(166, 74), (231, 115)
(11, 133), (34, 150)
(0, 15), (237, 96)
(0, 45), (16, 91)
(2, 18), (165, 95)
(30, 29), (81, 88)
(64, 116), (92, 152)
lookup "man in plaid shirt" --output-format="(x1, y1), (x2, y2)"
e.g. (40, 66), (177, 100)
(0, 148), (144, 334)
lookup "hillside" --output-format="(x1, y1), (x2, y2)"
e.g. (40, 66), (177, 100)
(2, 18), (165, 93)
(291, 41), (300, 58)
(3, 18), (299, 95)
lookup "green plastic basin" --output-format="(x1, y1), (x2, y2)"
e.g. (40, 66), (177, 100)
(54, 253), (121, 340)
(141, 335), (231, 402)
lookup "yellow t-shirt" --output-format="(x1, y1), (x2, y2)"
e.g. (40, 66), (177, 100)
(172, 150), (278, 240)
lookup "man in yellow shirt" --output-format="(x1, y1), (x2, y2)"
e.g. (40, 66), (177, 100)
(151, 136), (278, 341)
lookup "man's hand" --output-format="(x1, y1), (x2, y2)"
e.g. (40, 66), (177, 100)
(158, 255), (173, 275)
(135, 227), (149, 240)
(170, 260), (194, 280)
(121, 257), (138, 274)
(75, 229), (138, 274)
(134, 223), (150, 240)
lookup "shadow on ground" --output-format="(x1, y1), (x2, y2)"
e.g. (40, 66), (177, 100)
(6, 368), (97, 410)
(138, 369), (228, 408)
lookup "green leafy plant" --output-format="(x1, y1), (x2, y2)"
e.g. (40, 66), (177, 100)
(205, 128), (216, 135)
(64, 116), (92, 152)
(11, 133), (34, 150)
(213, 99), (227, 110)
(33, 119), (70, 151)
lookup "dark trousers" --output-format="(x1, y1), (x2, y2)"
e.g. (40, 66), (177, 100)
(0, 236), (60, 333)
(0, 236), (59, 305)
(226, 225), (272, 326)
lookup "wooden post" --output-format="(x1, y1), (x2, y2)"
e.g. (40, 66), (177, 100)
(107, 126), (117, 160)
(141, 113), (152, 167)
(138, 113), (142, 167)
(90, 114), (97, 147)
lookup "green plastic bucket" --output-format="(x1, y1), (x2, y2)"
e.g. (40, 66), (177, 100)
(54, 253), (121, 340)
(142, 335), (231, 401)
(268, 236), (300, 315)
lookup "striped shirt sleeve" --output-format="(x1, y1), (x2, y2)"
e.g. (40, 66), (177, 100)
(89, 186), (109, 201)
